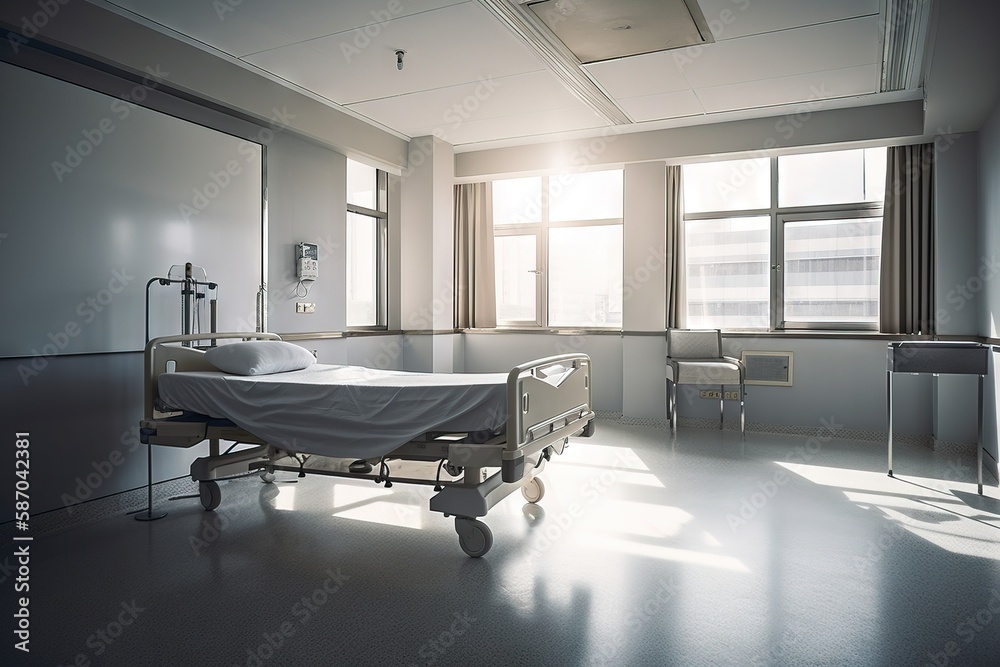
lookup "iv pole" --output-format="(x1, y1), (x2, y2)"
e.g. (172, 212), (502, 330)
(133, 265), (217, 522)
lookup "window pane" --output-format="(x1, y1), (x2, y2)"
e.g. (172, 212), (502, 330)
(778, 148), (886, 207)
(493, 177), (542, 225)
(685, 216), (770, 329)
(683, 158), (770, 213)
(495, 235), (536, 323)
(347, 213), (378, 326)
(347, 160), (377, 210)
(548, 225), (622, 327)
(783, 217), (882, 323)
(549, 169), (623, 221)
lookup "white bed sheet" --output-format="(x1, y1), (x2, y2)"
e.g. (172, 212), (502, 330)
(157, 364), (508, 459)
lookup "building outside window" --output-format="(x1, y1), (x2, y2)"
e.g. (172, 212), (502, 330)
(493, 169), (623, 328)
(346, 159), (388, 328)
(682, 148), (886, 330)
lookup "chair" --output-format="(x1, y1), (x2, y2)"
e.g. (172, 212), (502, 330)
(666, 329), (745, 437)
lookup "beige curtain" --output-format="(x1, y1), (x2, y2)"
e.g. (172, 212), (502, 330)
(454, 182), (497, 328)
(880, 143), (935, 334)
(665, 165), (685, 329)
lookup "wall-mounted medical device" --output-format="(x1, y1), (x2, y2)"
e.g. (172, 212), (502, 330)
(297, 242), (319, 282)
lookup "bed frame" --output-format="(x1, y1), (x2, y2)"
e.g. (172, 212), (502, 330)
(139, 332), (595, 557)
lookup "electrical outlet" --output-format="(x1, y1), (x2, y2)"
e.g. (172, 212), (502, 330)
(700, 390), (740, 400)
(296, 302), (315, 314)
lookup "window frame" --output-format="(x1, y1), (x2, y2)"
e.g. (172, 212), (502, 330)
(492, 172), (623, 329)
(346, 165), (389, 330)
(682, 152), (885, 332)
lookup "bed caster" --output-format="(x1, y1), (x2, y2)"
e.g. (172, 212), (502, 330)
(199, 481), (221, 511)
(455, 517), (493, 558)
(582, 419), (596, 437)
(259, 471), (275, 484)
(445, 462), (463, 477)
(521, 476), (545, 504)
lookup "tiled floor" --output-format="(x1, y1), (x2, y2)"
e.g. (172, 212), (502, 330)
(5, 419), (1000, 666)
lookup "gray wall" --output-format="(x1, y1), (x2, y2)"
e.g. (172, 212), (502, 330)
(0, 60), (263, 518)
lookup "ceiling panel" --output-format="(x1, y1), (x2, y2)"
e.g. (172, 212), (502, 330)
(695, 64), (880, 113)
(695, 0), (880, 41)
(347, 71), (591, 135)
(405, 105), (607, 145)
(678, 16), (881, 89)
(583, 49), (691, 99)
(108, 0), (298, 57)
(244, 2), (546, 105)
(616, 89), (705, 123)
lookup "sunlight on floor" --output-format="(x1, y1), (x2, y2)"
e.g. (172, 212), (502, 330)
(778, 462), (1000, 559)
(330, 484), (424, 529)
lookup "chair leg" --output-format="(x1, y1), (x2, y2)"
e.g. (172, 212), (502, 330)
(669, 381), (677, 433)
(719, 386), (724, 430)
(739, 382), (745, 439)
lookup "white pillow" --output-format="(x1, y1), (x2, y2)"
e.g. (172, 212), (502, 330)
(204, 340), (315, 376)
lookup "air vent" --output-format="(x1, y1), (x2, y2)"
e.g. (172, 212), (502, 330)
(881, 0), (933, 91)
(526, 0), (712, 64)
(741, 351), (793, 386)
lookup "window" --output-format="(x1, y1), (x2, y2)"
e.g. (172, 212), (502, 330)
(493, 169), (623, 328)
(346, 159), (388, 328)
(682, 148), (886, 330)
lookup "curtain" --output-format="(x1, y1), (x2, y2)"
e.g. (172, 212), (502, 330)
(665, 165), (685, 329)
(454, 182), (497, 329)
(880, 143), (935, 334)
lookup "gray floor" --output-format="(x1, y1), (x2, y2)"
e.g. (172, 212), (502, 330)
(5, 418), (1000, 666)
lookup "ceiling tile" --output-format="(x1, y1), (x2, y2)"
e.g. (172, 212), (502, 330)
(243, 2), (546, 104)
(583, 49), (691, 99)
(346, 71), (588, 136)
(406, 106), (608, 146)
(695, 65), (880, 113)
(617, 89), (705, 123)
(108, 0), (298, 57)
(696, 0), (879, 41)
(678, 16), (881, 88)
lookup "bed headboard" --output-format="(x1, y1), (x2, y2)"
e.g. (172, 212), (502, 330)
(143, 332), (282, 419)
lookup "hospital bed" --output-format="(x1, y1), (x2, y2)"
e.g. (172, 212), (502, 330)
(139, 332), (595, 557)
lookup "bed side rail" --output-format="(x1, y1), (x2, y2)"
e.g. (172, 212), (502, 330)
(144, 332), (282, 420)
(500, 353), (594, 481)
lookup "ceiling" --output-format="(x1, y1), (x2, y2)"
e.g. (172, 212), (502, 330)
(90, 0), (973, 153)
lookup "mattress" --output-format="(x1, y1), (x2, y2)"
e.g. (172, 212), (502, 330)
(157, 364), (508, 459)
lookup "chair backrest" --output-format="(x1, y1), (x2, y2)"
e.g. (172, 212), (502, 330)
(667, 329), (722, 359)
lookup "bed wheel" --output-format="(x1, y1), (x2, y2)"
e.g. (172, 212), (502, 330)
(582, 419), (596, 437)
(521, 476), (545, 504)
(259, 471), (275, 484)
(455, 518), (493, 558)
(199, 481), (221, 511)
(444, 463), (463, 477)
